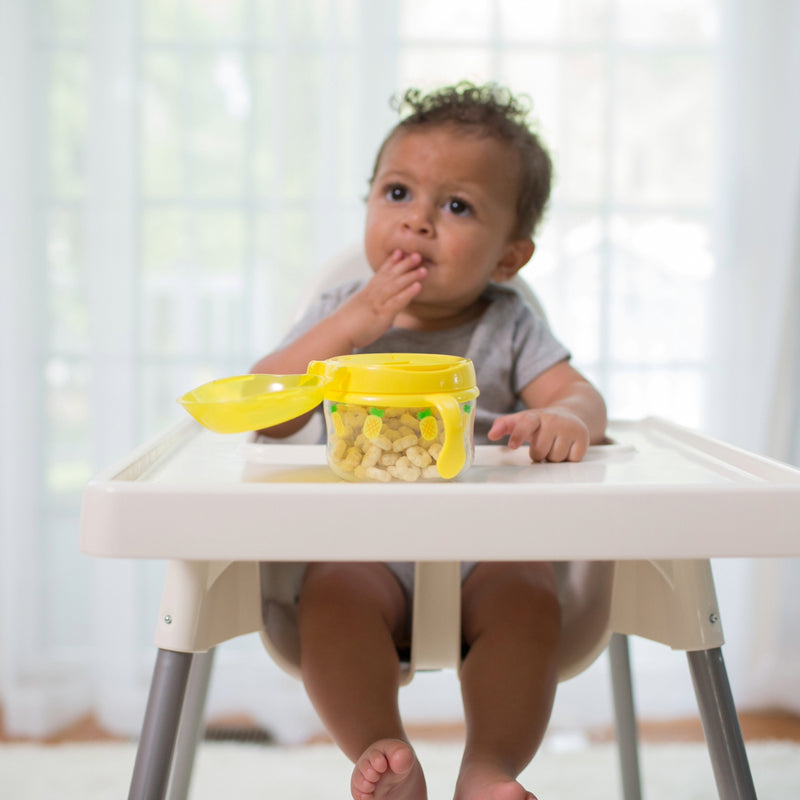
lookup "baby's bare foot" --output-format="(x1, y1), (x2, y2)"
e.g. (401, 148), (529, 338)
(351, 739), (427, 800)
(455, 761), (537, 800)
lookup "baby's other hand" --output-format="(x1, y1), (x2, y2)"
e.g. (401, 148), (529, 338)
(487, 408), (590, 463)
(343, 250), (427, 347)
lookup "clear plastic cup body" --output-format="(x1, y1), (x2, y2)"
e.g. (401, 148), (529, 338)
(323, 399), (476, 482)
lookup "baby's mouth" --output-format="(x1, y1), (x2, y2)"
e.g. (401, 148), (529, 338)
(401, 250), (434, 268)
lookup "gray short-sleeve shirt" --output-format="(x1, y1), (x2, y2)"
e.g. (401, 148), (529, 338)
(282, 279), (570, 443)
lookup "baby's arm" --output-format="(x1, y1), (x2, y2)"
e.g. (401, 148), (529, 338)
(487, 360), (607, 462)
(251, 250), (427, 437)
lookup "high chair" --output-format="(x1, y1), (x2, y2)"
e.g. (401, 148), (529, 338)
(105, 246), (762, 800)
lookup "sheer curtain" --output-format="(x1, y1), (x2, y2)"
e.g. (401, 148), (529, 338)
(1, 0), (42, 733)
(707, 0), (800, 715)
(1, 0), (799, 741)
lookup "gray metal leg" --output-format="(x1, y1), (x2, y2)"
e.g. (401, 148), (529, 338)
(128, 649), (194, 800)
(166, 648), (216, 800)
(609, 634), (643, 800)
(687, 647), (757, 799)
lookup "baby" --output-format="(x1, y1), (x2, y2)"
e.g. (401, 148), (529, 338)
(253, 82), (607, 800)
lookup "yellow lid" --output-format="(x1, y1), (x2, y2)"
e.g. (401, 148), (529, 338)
(307, 353), (476, 394)
(178, 373), (327, 433)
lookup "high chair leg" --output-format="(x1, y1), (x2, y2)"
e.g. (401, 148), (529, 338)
(687, 647), (757, 799)
(166, 648), (216, 800)
(609, 634), (642, 800)
(129, 649), (194, 800)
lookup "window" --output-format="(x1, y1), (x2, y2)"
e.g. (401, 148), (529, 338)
(396, 0), (718, 427)
(16, 0), (720, 734)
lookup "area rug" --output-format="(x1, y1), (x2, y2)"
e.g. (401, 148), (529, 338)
(2, 738), (798, 799)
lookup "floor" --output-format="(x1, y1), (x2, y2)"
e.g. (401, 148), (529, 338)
(2, 708), (800, 745)
(591, 711), (800, 744)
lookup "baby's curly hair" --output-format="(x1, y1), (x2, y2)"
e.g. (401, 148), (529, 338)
(371, 81), (553, 239)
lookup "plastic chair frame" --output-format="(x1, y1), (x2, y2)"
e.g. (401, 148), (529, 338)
(131, 558), (754, 800)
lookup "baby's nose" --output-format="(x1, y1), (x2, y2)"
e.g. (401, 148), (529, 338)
(402, 204), (434, 235)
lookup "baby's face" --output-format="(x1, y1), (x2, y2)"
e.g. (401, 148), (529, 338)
(364, 126), (531, 320)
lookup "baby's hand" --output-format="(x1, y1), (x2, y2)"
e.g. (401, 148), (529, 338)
(487, 408), (590, 463)
(341, 250), (427, 348)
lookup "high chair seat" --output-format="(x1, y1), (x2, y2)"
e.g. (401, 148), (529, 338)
(258, 560), (620, 685)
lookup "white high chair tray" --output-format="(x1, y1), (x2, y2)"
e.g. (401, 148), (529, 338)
(80, 417), (800, 562)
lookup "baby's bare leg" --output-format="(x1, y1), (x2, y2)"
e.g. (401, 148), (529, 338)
(297, 562), (427, 800)
(455, 562), (561, 800)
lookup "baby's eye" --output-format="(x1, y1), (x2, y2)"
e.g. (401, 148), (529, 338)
(446, 197), (472, 217)
(385, 184), (409, 202)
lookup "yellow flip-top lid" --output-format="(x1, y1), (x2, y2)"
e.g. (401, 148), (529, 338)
(307, 353), (476, 394)
(178, 373), (327, 433)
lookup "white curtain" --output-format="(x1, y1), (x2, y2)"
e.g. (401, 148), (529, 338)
(706, 0), (800, 715)
(1, 0), (799, 742)
(1, 1), (50, 733)
(0, 0), (404, 743)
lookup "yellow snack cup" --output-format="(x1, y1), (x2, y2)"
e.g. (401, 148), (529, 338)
(179, 353), (479, 481)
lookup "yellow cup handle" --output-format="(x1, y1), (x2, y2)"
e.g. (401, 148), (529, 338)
(429, 394), (466, 479)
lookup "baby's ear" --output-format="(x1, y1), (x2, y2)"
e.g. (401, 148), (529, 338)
(493, 238), (535, 283)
